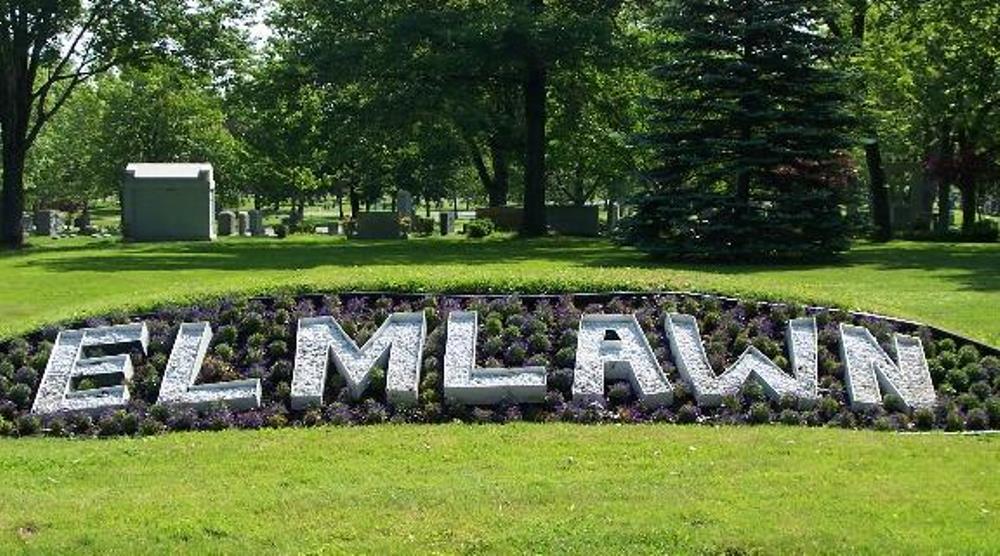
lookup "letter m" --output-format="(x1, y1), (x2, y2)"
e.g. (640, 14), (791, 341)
(291, 313), (426, 409)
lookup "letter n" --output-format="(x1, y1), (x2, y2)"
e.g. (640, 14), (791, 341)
(840, 324), (935, 410)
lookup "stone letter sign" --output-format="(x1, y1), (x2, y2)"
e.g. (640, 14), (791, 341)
(29, 303), (941, 417)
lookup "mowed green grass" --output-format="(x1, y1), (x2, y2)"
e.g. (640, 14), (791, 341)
(0, 235), (997, 344)
(0, 235), (998, 554)
(0, 424), (997, 554)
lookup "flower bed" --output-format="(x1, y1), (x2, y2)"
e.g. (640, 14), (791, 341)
(0, 292), (997, 437)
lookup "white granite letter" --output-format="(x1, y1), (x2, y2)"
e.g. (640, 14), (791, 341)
(443, 311), (547, 404)
(32, 323), (149, 415)
(664, 314), (818, 407)
(156, 322), (261, 410)
(572, 314), (672, 408)
(291, 313), (426, 409)
(839, 324), (935, 410)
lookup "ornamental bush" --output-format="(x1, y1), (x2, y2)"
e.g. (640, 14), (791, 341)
(465, 219), (494, 239)
(625, 0), (854, 260)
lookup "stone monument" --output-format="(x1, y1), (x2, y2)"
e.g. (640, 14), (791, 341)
(248, 210), (265, 237)
(439, 212), (456, 235)
(217, 211), (236, 236)
(548, 206), (601, 237)
(237, 211), (250, 236)
(396, 189), (414, 219)
(354, 212), (403, 240)
(34, 210), (63, 237)
(121, 163), (216, 241)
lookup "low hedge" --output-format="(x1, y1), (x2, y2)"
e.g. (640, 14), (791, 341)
(0, 292), (997, 437)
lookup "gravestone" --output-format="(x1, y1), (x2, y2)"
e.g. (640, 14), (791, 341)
(218, 211), (236, 236)
(122, 163), (216, 241)
(74, 211), (93, 234)
(237, 211), (250, 236)
(248, 210), (265, 237)
(21, 213), (34, 235)
(354, 212), (403, 240)
(328, 222), (344, 236)
(34, 210), (63, 237)
(439, 212), (456, 235)
(548, 206), (600, 237)
(396, 190), (414, 219)
(607, 203), (621, 231)
(475, 207), (523, 231)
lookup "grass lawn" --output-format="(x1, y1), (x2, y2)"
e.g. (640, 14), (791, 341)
(1, 234), (998, 554)
(0, 235), (996, 344)
(0, 424), (997, 554)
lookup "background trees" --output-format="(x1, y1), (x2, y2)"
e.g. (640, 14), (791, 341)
(3, 0), (997, 250)
(0, 0), (247, 247)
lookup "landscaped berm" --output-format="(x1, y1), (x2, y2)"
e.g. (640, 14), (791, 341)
(2, 0), (1000, 554)
(0, 237), (998, 553)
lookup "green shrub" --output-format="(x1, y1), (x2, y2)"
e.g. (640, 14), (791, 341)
(7, 383), (32, 409)
(16, 414), (40, 436)
(913, 407), (934, 431)
(944, 409), (965, 432)
(985, 398), (1000, 429)
(873, 416), (893, 432)
(779, 409), (802, 426)
(749, 402), (771, 424)
(883, 394), (907, 414)
(965, 409), (989, 431)
(957, 345), (980, 366)
(466, 219), (495, 239)
(945, 367), (969, 392)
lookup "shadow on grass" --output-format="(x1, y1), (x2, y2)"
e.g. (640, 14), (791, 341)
(13, 236), (1000, 292)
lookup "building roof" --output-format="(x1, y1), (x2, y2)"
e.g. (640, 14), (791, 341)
(125, 163), (213, 179)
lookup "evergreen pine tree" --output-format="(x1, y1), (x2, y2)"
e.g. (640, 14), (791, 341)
(627, 0), (855, 260)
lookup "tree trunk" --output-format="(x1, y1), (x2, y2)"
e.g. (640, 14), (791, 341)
(489, 138), (510, 207)
(0, 67), (32, 249)
(1, 146), (27, 248)
(957, 132), (977, 234)
(349, 183), (360, 218)
(936, 181), (952, 233)
(521, 0), (548, 237)
(866, 141), (892, 241)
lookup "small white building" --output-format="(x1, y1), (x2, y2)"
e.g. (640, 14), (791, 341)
(122, 163), (216, 241)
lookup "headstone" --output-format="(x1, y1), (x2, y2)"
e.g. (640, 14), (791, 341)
(248, 210), (265, 237)
(439, 212), (456, 236)
(218, 211), (236, 236)
(21, 213), (34, 235)
(354, 212), (403, 240)
(475, 207), (523, 231)
(607, 203), (621, 231)
(34, 210), (63, 237)
(396, 190), (414, 219)
(237, 211), (250, 236)
(548, 206), (601, 237)
(121, 163), (216, 241)
(328, 222), (344, 236)
(74, 211), (93, 234)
